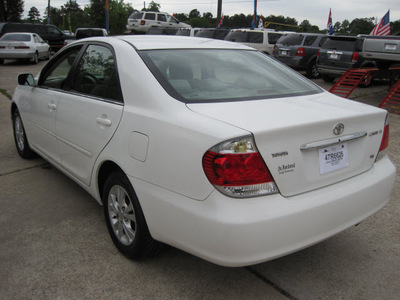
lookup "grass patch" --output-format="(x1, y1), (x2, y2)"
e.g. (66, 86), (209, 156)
(0, 88), (12, 100)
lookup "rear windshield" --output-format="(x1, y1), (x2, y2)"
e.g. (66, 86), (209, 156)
(321, 38), (361, 51)
(277, 34), (303, 45)
(129, 12), (143, 20)
(0, 33), (31, 41)
(140, 49), (321, 103)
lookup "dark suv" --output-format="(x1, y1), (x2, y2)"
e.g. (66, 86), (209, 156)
(0, 23), (69, 52)
(317, 35), (376, 82)
(273, 33), (328, 78)
(195, 28), (231, 40)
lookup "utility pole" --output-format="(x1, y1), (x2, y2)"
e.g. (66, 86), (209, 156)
(47, 0), (51, 24)
(217, 0), (222, 27)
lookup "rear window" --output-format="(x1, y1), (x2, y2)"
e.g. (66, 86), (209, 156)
(225, 31), (263, 43)
(144, 13), (156, 20)
(321, 38), (358, 51)
(277, 34), (303, 46)
(129, 12), (143, 20)
(140, 49), (321, 103)
(0, 33), (31, 41)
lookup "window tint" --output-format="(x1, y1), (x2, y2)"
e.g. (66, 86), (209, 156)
(167, 15), (179, 24)
(277, 34), (303, 46)
(141, 49), (321, 103)
(157, 14), (167, 22)
(248, 32), (263, 43)
(47, 26), (61, 35)
(72, 45), (123, 102)
(321, 38), (357, 51)
(267, 33), (283, 44)
(304, 36), (317, 46)
(319, 37), (328, 47)
(145, 13), (156, 20)
(176, 28), (191, 36)
(40, 46), (82, 89)
(129, 12), (143, 19)
(0, 33), (31, 41)
(225, 31), (248, 42)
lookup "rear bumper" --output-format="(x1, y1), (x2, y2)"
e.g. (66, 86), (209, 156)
(132, 154), (396, 267)
(317, 66), (347, 77)
(0, 51), (35, 60)
(275, 56), (307, 70)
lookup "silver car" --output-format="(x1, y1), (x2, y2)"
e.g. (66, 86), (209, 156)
(0, 32), (50, 64)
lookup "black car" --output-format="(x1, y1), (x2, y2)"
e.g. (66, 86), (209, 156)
(273, 33), (328, 78)
(317, 35), (376, 82)
(0, 23), (70, 52)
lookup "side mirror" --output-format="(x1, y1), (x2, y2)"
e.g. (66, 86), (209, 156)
(18, 74), (35, 86)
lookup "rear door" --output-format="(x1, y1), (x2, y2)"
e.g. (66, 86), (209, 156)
(55, 43), (124, 185)
(319, 37), (357, 70)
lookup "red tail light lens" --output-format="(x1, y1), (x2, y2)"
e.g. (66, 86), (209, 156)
(352, 51), (359, 63)
(140, 20), (146, 26)
(203, 136), (278, 198)
(317, 49), (320, 58)
(379, 123), (389, 152)
(296, 47), (305, 56)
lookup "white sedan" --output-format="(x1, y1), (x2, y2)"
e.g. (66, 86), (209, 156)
(11, 36), (396, 267)
(0, 32), (50, 64)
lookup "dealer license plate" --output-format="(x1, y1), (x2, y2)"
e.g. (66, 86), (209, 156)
(281, 50), (288, 56)
(330, 53), (338, 59)
(319, 143), (349, 175)
(384, 43), (397, 51)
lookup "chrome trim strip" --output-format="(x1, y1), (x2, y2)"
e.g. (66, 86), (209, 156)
(300, 132), (367, 151)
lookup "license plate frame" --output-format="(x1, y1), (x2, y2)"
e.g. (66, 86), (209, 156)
(319, 143), (349, 175)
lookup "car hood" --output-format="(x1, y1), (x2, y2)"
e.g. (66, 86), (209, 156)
(187, 92), (388, 197)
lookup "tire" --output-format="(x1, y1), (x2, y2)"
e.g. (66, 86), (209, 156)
(12, 110), (37, 159)
(321, 74), (335, 83)
(103, 171), (160, 259)
(306, 59), (320, 79)
(31, 52), (38, 64)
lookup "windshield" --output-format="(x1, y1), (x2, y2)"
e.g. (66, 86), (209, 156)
(140, 49), (321, 103)
(1, 34), (31, 41)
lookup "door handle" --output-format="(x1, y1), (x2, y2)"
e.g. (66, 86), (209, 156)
(48, 103), (56, 110)
(96, 116), (112, 127)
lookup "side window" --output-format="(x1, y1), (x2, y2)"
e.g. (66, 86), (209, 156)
(145, 13), (156, 20)
(72, 45), (123, 102)
(47, 26), (61, 35)
(33, 35), (40, 43)
(39, 46), (82, 89)
(319, 37), (328, 47)
(158, 14), (167, 22)
(248, 32), (263, 43)
(304, 36), (317, 46)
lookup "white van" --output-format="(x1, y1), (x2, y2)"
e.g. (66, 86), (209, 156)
(126, 11), (191, 34)
(225, 29), (289, 55)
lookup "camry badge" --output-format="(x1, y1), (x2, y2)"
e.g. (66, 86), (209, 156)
(333, 123), (344, 135)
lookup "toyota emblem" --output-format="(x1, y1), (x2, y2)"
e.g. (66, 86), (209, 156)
(333, 123), (344, 135)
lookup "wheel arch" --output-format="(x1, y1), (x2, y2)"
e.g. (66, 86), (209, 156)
(97, 160), (126, 204)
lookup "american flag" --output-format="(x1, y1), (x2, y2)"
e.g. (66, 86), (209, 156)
(370, 10), (391, 36)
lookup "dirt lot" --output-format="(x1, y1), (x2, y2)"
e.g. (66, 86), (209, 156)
(0, 59), (399, 300)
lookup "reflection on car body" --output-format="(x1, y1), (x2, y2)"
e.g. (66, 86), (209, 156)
(11, 36), (396, 267)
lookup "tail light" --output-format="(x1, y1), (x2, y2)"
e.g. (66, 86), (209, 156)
(352, 51), (359, 63)
(140, 20), (146, 26)
(379, 115), (389, 152)
(317, 49), (320, 58)
(15, 46), (30, 49)
(296, 47), (305, 56)
(273, 45), (276, 55)
(202, 136), (278, 198)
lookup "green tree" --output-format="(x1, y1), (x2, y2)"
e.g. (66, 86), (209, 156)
(109, 0), (133, 35)
(174, 13), (188, 23)
(142, 1), (160, 12)
(44, 6), (63, 27)
(87, 0), (105, 28)
(0, 0), (24, 22)
(189, 9), (200, 19)
(391, 20), (400, 35)
(349, 17), (374, 35)
(27, 6), (41, 23)
(63, 0), (89, 31)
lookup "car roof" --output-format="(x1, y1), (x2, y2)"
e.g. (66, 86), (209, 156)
(96, 35), (253, 50)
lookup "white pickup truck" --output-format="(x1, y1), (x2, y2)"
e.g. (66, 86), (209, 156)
(362, 35), (400, 68)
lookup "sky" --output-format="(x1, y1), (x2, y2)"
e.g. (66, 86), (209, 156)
(22, 0), (400, 30)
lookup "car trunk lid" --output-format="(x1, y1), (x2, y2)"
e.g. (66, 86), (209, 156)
(187, 92), (387, 197)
